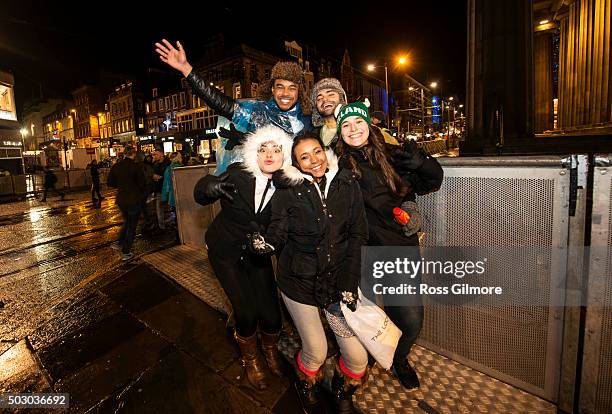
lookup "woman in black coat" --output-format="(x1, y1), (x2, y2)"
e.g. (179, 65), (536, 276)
(334, 100), (444, 391)
(258, 134), (369, 414)
(193, 125), (295, 391)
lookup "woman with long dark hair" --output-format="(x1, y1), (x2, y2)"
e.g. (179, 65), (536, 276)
(256, 133), (369, 414)
(334, 101), (444, 390)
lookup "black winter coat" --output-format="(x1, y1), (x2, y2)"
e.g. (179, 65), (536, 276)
(266, 167), (368, 308)
(107, 158), (147, 207)
(345, 144), (443, 247)
(194, 163), (274, 261)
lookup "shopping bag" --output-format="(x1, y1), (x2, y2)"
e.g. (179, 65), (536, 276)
(340, 289), (402, 370)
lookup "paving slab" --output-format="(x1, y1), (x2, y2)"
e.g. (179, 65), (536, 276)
(137, 289), (238, 373)
(36, 309), (145, 383)
(0, 339), (52, 394)
(89, 349), (271, 414)
(54, 329), (172, 413)
(100, 264), (182, 315)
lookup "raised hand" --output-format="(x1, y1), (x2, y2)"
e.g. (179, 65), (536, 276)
(154, 39), (193, 77)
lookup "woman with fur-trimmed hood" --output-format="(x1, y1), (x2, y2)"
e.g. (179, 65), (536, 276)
(251, 133), (370, 414)
(193, 125), (301, 392)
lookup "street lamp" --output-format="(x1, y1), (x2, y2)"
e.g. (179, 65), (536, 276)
(367, 56), (408, 127)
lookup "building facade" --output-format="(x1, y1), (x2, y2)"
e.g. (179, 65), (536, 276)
(108, 81), (145, 150)
(72, 85), (106, 149)
(0, 69), (22, 174)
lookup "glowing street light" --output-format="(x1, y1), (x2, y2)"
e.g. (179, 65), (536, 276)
(430, 82), (438, 89)
(367, 55), (408, 126)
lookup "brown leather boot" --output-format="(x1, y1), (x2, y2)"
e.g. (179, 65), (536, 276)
(260, 331), (290, 377)
(234, 331), (268, 390)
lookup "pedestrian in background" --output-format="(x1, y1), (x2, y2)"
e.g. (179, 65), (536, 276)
(161, 151), (183, 226)
(152, 148), (170, 231)
(107, 146), (146, 261)
(40, 166), (65, 202)
(88, 159), (104, 205)
(139, 153), (157, 233)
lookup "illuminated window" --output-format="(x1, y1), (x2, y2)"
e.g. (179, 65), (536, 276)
(145, 103), (150, 114)
(179, 92), (186, 107)
(172, 94), (178, 109)
(151, 100), (156, 112)
(138, 117), (144, 129)
(159, 98), (164, 111)
(165, 97), (170, 110)
(233, 83), (241, 99)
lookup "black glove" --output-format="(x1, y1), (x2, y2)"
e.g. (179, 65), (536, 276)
(218, 124), (246, 150)
(201, 173), (236, 201)
(392, 141), (428, 172)
(341, 291), (358, 312)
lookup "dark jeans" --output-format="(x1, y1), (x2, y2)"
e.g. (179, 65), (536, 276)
(208, 248), (282, 337)
(118, 204), (142, 254)
(384, 300), (424, 364)
(91, 181), (102, 201)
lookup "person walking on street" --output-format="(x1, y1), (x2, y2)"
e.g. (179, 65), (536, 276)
(40, 166), (65, 202)
(107, 146), (146, 261)
(152, 149), (170, 230)
(88, 159), (104, 204)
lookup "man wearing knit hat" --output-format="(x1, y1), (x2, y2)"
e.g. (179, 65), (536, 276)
(155, 39), (312, 172)
(310, 78), (347, 147)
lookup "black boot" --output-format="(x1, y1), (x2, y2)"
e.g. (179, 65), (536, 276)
(293, 352), (328, 414)
(392, 359), (420, 390)
(331, 360), (368, 414)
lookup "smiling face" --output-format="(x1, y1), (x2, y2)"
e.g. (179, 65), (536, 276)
(315, 89), (341, 117)
(340, 116), (370, 148)
(294, 138), (328, 179)
(256, 141), (284, 175)
(272, 79), (299, 111)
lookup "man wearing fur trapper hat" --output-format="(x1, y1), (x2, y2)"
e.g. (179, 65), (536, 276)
(310, 78), (347, 148)
(155, 40), (312, 171)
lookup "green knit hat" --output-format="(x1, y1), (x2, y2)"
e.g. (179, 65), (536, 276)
(334, 99), (371, 132)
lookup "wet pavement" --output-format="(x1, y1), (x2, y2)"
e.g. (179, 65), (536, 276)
(0, 190), (299, 413)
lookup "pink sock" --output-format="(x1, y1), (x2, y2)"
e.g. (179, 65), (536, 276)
(297, 352), (320, 377)
(339, 356), (366, 379)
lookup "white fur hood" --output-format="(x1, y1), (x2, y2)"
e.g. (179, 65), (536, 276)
(241, 125), (295, 181)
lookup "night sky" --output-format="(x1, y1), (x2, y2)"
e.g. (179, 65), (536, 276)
(2, 1), (467, 116)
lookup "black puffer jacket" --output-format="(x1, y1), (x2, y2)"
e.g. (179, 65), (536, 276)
(267, 155), (368, 308)
(344, 143), (443, 247)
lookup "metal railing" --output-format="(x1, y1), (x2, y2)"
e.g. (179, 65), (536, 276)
(0, 168), (110, 197)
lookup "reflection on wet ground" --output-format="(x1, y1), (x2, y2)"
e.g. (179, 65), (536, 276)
(0, 192), (177, 357)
